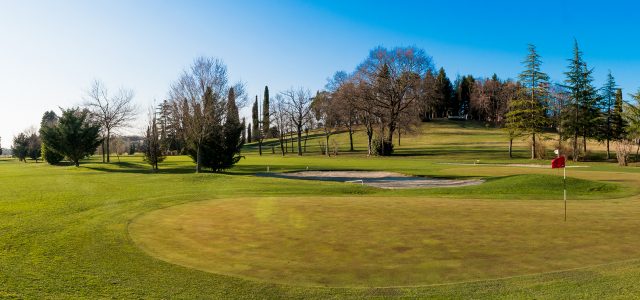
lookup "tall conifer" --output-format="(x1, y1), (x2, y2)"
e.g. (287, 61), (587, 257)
(506, 44), (549, 159)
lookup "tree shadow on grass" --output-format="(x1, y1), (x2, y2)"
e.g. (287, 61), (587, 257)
(83, 161), (197, 175)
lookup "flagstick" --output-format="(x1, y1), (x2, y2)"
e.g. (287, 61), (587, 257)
(564, 165), (567, 222)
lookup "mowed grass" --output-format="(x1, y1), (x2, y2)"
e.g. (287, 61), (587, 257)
(130, 195), (640, 288)
(1, 120), (640, 298)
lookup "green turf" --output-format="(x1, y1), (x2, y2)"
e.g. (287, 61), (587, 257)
(1, 120), (640, 298)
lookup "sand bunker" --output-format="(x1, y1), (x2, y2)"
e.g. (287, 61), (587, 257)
(257, 170), (483, 189)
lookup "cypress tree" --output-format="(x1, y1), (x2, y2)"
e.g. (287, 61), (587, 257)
(251, 96), (262, 155)
(506, 44), (549, 159)
(143, 114), (165, 171)
(247, 124), (252, 143)
(611, 89), (626, 140)
(262, 86), (270, 138)
(222, 87), (244, 169)
(241, 117), (246, 144)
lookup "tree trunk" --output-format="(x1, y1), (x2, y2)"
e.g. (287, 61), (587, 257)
(583, 135), (587, 154)
(325, 134), (330, 157)
(606, 138), (610, 160)
(290, 132), (294, 152)
(297, 127), (303, 156)
(531, 133), (536, 159)
(279, 136), (285, 156)
(573, 134), (579, 162)
(196, 143), (202, 173)
(509, 138), (513, 158)
(348, 125), (354, 151)
(258, 139), (262, 156)
(106, 130), (111, 163)
(101, 140), (106, 163)
(398, 130), (401, 146)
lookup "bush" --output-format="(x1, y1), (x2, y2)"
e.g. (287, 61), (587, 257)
(373, 139), (394, 156)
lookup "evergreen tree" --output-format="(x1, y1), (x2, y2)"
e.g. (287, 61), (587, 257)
(420, 70), (438, 120)
(27, 133), (41, 162)
(506, 44), (550, 159)
(39, 111), (64, 164)
(11, 133), (29, 162)
(40, 108), (102, 167)
(457, 75), (474, 117)
(611, 89), (627, 140)
(143, 113), (165, 171)
(435, 67), (454, 117)
(251, 96), (262, 155)
(241, 117), (246, 144)
(247, 124), (252, 143)
(600, 71), (618, 159)
(222, 87), (244, 169)
(563, 41), (601, 160)
(262, 86), (270, 138)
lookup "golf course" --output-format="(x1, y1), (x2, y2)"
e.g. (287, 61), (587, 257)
(2, 120), (640, 299)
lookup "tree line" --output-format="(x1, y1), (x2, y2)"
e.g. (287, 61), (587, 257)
(8, 44), (640, 168)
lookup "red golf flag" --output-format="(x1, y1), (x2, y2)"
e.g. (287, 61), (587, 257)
(551, 156), (566, 169)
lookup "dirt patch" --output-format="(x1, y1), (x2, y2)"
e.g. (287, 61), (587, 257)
(257, 170), (483, 189)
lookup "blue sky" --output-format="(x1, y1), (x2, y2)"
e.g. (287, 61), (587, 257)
(1, 0), (639, 146)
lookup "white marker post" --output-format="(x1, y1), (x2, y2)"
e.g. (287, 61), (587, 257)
(563, 162), (566, 222)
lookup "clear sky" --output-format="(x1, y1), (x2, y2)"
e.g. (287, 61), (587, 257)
(1, 0), (639, 148)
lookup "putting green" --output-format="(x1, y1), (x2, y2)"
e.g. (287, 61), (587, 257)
(129, 196), (640, 287)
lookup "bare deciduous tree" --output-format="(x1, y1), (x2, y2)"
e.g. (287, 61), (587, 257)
(168, 57), (246, 173)
(282, 87), (312, 156)
(355, 46), (434, 154)
(85, 80), (137, 163)
(271, 94), (289, 156)
(312, 91), (341, 156)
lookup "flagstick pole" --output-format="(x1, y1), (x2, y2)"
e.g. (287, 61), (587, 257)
(564, 165), (567, 222)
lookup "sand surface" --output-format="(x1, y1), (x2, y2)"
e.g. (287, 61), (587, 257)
(257, 171), (483, 189)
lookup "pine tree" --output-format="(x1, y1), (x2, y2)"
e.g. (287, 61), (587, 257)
(40, 108), (102, 167)
(262, 86), (270, 138)
(11, 133), (29, 162)
(39, 111), (65, 164)
(435, 67), (454, 117)
(457, 75), (474, 117)
(420, 70), (438, 120)
(222, 87), (244, 169)
(563, 40), (601, 161)
(506, 44), (549, 159)
(600, 71), (617, 159)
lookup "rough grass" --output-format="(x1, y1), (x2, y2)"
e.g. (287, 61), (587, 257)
(1, 120), (640, 298)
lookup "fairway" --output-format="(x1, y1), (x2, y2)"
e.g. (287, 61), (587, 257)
(130, 195), (640, 287)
